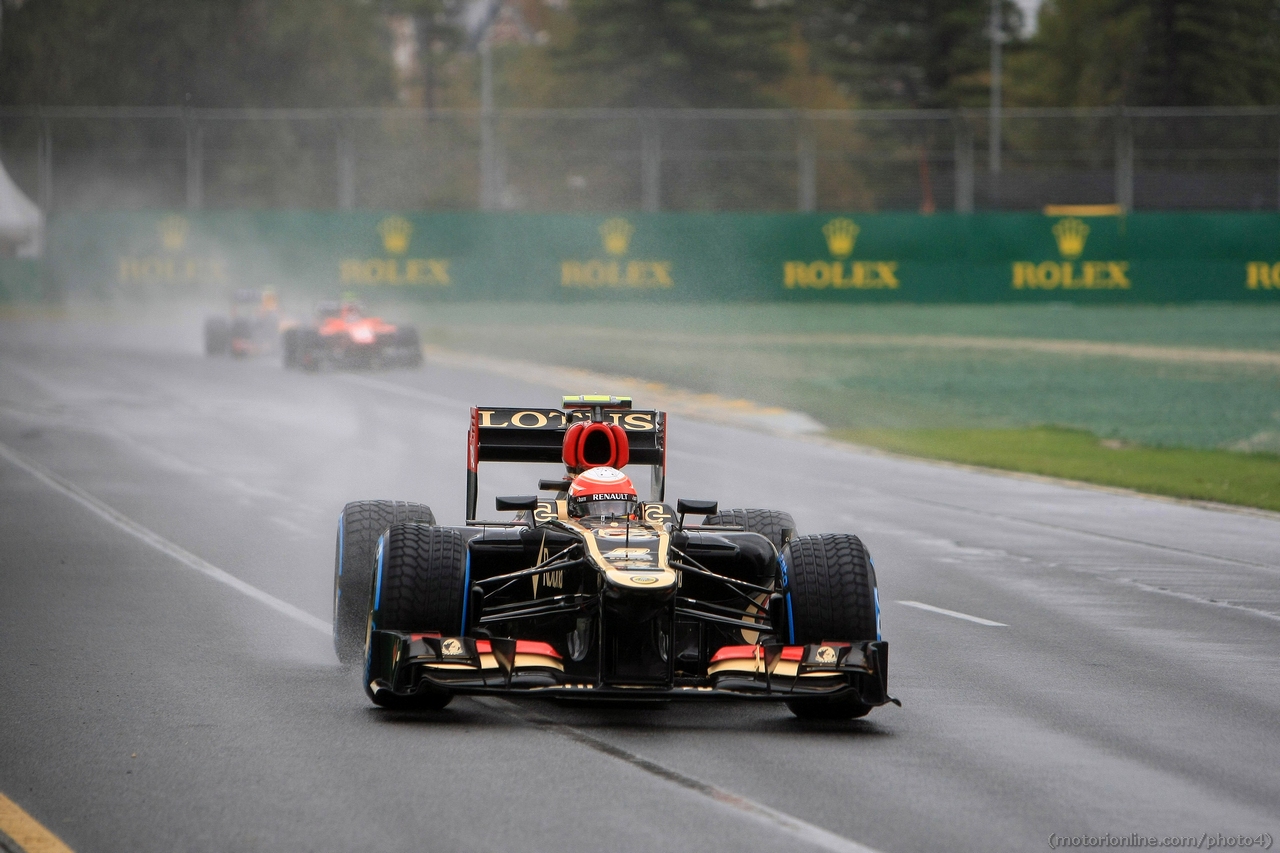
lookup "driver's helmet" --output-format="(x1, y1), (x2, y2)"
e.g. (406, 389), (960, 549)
(568, 467), (638, 519)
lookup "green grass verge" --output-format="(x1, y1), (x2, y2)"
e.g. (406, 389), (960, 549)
(833, 426), (1280, 512)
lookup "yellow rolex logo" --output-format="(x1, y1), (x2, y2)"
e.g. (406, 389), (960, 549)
(599, 218), (634, 256)
(378, 216), (413, 255)
(158, 215), (188, 252)
(822, 218), (859, 259)
(1052, 217), (1089, 260)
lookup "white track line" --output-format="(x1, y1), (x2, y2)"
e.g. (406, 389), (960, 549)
(0, 439), (330, 636)
(487, 699), (884, 853)
(897, 600), (1008, 627)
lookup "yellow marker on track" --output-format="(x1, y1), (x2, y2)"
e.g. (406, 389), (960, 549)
(0, 792), (74, 853)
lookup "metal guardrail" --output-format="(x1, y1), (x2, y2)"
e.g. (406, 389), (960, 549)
(3, 106), (1279, 213)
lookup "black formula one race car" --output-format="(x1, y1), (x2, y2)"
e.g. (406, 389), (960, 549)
(282, 300), (422, 371)
(204, 289), (286, 357)
(333, 395), (896, 719)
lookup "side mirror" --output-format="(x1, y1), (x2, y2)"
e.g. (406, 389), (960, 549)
(676, 499), (718, 516)
(538, 479), (572, 492)
(675, 499), (717, 529)
(495, 495), (538, 512)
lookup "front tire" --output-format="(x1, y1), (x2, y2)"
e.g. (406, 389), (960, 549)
(333, 500), (435, 667)
(373, 523), (468, 635)
(365, 524), (469, 710)
(783, 533), (879, 720)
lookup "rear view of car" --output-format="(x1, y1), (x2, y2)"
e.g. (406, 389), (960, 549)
(204, 290), (285, 358)
(283, 300), (422, 372)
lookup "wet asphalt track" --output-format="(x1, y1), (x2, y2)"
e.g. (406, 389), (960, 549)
(0, 313), (1278, 853)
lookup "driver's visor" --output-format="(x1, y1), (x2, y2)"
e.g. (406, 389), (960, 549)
(570, 498), (637, 518)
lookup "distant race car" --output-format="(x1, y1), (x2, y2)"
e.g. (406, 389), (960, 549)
(204, 289), (286, 357)
(282, 300), (422, 371)
(333, 395), (897, 719)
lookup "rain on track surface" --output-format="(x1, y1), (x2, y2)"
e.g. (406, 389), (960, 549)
(0, 313), (1277, 853)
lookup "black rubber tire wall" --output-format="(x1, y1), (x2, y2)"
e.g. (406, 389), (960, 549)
(204, 317), (230, 356)
(783, 533), (879, 720)
(374, 523), (468, 635)
(333, 500), (435, 666)
(281, 327), (299, 368)
(703, 508), (797, 551)
(396, 327), (423, 368)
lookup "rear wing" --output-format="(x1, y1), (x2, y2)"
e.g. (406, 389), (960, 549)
(466, 405), (667, 521)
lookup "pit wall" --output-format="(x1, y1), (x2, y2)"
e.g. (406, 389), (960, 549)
(41, 210), (1280, 303)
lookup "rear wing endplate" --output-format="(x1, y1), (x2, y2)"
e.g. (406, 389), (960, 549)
(466, 406), (666, 521)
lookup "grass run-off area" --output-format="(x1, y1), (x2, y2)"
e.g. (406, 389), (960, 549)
(835, 427), (1280, 512)
(404, 302), (1280, 512)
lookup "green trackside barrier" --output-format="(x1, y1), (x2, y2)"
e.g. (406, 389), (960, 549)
(0, 259), (44, 303)
(42, 210), (1280, 303)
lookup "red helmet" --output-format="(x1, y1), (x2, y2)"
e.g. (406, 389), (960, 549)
(568, 467), (638, 518)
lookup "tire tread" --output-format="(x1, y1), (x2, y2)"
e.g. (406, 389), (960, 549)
(333, 500), (435, 666)
(704, 508), (797, 551)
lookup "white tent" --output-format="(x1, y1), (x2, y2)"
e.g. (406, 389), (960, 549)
(0, 156), (42, 257)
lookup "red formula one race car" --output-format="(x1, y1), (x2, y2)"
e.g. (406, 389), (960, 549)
(282, 300), (422, 371)
(204, 289), (287, 358)
(333, 395), (898, 720)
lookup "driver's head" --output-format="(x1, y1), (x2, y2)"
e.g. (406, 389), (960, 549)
(568, 467), (637, 519)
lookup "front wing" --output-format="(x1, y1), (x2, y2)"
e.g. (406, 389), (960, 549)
(366, 630), (893, 706)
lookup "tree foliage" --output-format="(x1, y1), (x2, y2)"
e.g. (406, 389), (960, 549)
(1010, 0), (1280, 106)
(797, 0), (1023, 108)
(0, 0), (393, 107)
(552, 0), (794, 107)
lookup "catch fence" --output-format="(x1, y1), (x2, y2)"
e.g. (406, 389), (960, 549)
(2, 106), (1280, 214)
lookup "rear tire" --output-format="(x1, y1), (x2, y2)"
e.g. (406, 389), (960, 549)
(394, 326), (423, 368)
(783, 533), (879, 720)
(333, 500), (435, 667)
(204, 316), (230, 356)
(283, 328), (324, 371)
(282, 327), (299, 368)
(704, 508), (796, 552)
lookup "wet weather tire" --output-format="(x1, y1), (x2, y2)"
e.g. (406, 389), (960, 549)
(783, 533), (879, 720)
(282, 328), (300, 368)
(333, 500), (435, 667)
(704, 508), (797, 552)
(393, 326), (423, 368)
(204, 317), (230, 356)
(364, 524), (468, 710)
(374, 524), (468, 636)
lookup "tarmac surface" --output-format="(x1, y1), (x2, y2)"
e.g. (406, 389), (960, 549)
(1, 311), (1277, 853)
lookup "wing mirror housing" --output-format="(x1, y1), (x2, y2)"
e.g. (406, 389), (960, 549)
(495, 495), (538, 512)
(675, 499), (718, 529)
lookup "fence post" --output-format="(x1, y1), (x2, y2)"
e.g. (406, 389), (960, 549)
(479, 37), (496, 210)
(185, 118), (203, 211)
(1115, 107), (1133, 212)
(953, 112), (974, 213)
(36, 118), (52, 213)
(796, 115), (816, 212)
(641, 112), (661, 212)
(336, 118), (355, 211)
